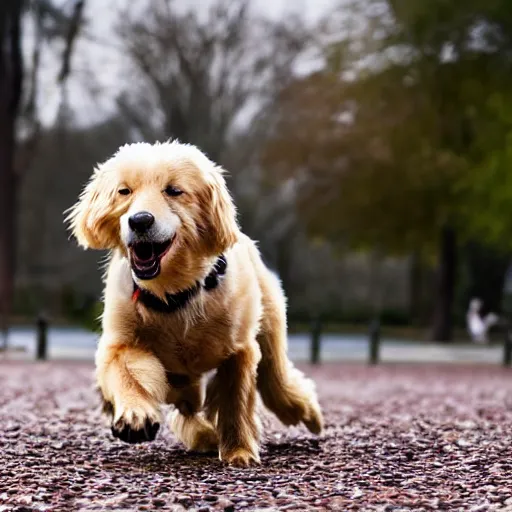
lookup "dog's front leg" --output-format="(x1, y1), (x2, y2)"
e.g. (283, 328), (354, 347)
(167, 379), (219, 453)
(96, 337), (168, 444)
(214, 342), (261, 466)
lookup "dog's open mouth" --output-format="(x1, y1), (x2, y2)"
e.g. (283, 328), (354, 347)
(129, 239), (173, 280)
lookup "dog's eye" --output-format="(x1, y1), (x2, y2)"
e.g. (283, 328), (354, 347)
(118, 188), (131, 196)
(164, 185), (183, 197)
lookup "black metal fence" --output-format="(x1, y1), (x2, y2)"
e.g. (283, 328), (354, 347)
(30, 314), (512, 367)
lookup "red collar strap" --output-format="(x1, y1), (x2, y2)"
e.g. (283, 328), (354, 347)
(132, 288), (141, 303)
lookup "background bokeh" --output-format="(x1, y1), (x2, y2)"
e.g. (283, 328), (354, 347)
(2, 0), (512, 347)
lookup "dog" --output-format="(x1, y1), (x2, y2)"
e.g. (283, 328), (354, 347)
(66, 141), (323, 466)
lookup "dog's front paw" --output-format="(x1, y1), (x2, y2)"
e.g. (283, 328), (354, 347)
(221, 447), (260, 467)
(111, 405), (161, 444)
(168, 409), (219, 453)
(187, 423), (218, 453)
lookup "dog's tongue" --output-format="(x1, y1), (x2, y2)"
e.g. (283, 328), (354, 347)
(134, 243), (154, 263)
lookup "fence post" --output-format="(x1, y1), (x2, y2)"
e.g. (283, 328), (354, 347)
(1, 327), (7, 353)
(36, 314), (48, 361)
(369, 318), (380, 365)
(310, 316), (322, 364)
(504, 327), (512, 367)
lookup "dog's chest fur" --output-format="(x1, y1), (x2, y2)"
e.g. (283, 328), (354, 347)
(135, 304), (235, 377)
(105, 240), (262, 380)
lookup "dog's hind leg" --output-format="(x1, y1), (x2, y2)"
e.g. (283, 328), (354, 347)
(167, 379), (218, 453)
(256, 272), (324, 434)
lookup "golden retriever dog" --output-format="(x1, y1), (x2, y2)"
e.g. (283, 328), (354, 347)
(66, 141), (323, 466)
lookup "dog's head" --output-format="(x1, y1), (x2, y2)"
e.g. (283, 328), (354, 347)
(67, 141), (240, 283)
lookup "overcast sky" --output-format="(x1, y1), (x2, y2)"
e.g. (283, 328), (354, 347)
(35, 0), (335, 128)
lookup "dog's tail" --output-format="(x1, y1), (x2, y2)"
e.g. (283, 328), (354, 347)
(255, 268), (323, 434)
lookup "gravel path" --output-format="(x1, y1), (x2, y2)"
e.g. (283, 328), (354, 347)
(1, 362), (512, 511)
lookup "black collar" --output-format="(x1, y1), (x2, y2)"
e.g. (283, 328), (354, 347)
(132, 255), (227, 314)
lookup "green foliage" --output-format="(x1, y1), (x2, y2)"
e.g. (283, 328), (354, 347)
(462, 92), (512, 248)
(264, 0), (512, 258)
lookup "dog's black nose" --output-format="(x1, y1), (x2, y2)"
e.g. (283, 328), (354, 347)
(129, 212), (155, 233)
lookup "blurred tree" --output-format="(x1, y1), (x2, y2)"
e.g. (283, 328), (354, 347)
(0, 0), (85, 348)
(457, 242), (510, 320)
(264, 0), (512, 341)
(116, 0), (308, 163)
(17, 116), (132, 313)
(0, 0), (23, 348)
(464, 91), (512, 245)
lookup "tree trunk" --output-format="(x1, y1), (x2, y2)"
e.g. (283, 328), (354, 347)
(461, 242), (510, 316)
(409, 250), (422, 325)
(0, 0), (23, 349)
(431, 226), (457, 342)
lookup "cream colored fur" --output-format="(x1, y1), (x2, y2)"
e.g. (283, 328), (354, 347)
(67, 141), (323, 466)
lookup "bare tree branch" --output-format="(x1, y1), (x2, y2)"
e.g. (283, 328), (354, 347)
(116, 0), (310, 162)
(58, 0), (85, 83)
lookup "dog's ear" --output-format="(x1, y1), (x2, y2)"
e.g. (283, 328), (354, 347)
(65, 164), (120, 250)
(200, 166), (240, 255)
